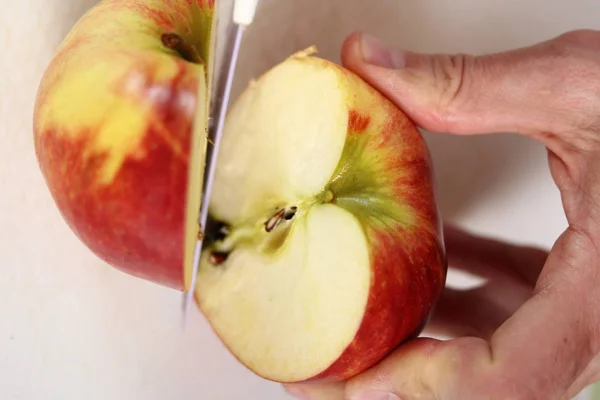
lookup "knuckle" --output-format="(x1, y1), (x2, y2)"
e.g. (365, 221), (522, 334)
(554, 29), (600, 50)
(544, 29), (600, 67)
(443, 338), (545, 400)
(545, 29), (600, 71)
(428, 53), (473, 130)
(479, 367), (546, 400)
(540, 30), (600, 139)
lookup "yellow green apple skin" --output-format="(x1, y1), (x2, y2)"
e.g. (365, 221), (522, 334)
(193, 50), (447, 383)
(33, 0), (215, 290)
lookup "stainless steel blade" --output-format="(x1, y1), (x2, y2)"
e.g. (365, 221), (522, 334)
(182, 4), (245, 325)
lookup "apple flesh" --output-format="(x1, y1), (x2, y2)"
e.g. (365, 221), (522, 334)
(194, 48), (446, 383)
(33, 0), (216, 290)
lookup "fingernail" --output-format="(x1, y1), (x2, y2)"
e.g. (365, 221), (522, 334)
(360, 34), (406, 69)
(284, 386), (311, 400)
(352, 391), (401, 400)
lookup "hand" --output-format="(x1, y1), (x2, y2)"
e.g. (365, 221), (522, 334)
(284, 29), (600, 400)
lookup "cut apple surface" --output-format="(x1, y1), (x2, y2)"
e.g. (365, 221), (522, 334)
(194, 49), (446, 383)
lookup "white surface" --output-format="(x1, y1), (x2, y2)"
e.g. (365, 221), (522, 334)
(1, 0), (599, 399)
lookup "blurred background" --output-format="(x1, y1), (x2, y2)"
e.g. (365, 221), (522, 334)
(1, 0), (599, 399)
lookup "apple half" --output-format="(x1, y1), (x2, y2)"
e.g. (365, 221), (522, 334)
(194, 47), (446, 382)
(33, 0), (217, 291)
(33, 0), (446, 384)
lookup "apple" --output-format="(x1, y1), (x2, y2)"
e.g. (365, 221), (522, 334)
(34, 0), (447, 385)
(193, 47), (446, 382)
(33, 0), (217, 291)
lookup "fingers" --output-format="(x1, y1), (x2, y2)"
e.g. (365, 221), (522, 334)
(425, 285), (531, 340)
(443, 224), (549, 285)
(284, 381), (345, 400)
(418, 229), (599, 398)
(284, 337), (509, 400)
(340, 30), (600, 153)
(343, 337), (486, 400)
(426, 226), (543, 340)
(284, 228), (599, 399)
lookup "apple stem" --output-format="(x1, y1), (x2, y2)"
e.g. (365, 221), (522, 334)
(161, 33), (203, 64)
(317, 189), (335, 203)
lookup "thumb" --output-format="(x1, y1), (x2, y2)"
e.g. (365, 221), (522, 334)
(340, 31), (598, 142)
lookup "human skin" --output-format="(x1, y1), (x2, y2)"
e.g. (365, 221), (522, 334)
(284, 29), (600, 400)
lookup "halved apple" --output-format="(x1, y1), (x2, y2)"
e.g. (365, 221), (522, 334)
(33, 0), (217, 291)
(194, 48), (446, 382)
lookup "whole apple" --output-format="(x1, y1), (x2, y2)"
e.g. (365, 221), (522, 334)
(34, 0), (447, 385)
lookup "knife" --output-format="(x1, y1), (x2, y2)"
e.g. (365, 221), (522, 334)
(182, 0), (260, 326)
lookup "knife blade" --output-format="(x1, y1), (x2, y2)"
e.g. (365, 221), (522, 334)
(182, 0), (260, 327)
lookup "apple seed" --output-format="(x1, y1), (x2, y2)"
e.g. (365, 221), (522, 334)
(203, 218), (230, 244)
(284, 207), (297, 220)
(218, 223), (230, 237)
(265, 208), (286, 232)
(209, 251), (229, 266)
(161, 33), (203, 64)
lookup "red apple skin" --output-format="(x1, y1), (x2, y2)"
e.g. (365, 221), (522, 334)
(310, 101), (446, 382)
(311, 203), (445, 382)
(33, 0), (215, 290)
